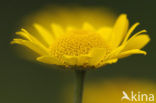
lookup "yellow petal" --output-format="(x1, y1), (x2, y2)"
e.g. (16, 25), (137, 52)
(105, 59), (118, 64)
(63, 55), (90, 66)
(83, 22), (95, 31)
(95, 59), (118, 68)
(116, 49), (147, 59)
(122, 22), (140, 44)
(77, 55), (91, 66)
(16, 28), (47, 49)
(129, 29), (147, 39)
(51, 23), (64, 38)
(37, 56), (60, 65)
(34, 23), (54, 46)
(16, 29), (33, 41)
(123, 34), (150, 51)
(63, 55), (77, 65)
(11, 39), (48, 56)
(110, 14), (129, 47)
(106, 44), (126, 60)
(88, 48), (107, 66)
(97, 27), (112, 41)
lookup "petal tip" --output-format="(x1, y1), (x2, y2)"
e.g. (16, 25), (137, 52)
(10, 39), (19, 45)
(143, 51), (147, 55)
(33, 23), (40, 28)
(121, 13), (127, 17)
(118, 13), (128, 20)
(36, 56), (41, 61)
(10, 40), (15, 44)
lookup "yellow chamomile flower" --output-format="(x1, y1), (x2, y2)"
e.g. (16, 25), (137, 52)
(11, 14), (150, 69)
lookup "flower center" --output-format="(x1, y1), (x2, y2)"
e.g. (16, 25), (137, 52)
(50, 30), (110, 60)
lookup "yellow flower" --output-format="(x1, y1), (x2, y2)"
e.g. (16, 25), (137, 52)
(11, 14), (150, 69)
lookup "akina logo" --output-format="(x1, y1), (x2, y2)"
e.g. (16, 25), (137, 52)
(121, 91), (154, 102)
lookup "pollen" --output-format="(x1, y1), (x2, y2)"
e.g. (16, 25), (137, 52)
(50, 30), (109, 61)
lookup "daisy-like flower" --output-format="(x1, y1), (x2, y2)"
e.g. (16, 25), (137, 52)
(11, 14), (150, 69)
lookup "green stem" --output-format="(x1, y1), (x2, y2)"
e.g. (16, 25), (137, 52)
(74, 70), (86, 103)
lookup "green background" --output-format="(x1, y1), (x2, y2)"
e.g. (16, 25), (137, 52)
(0, 0), (155, 103)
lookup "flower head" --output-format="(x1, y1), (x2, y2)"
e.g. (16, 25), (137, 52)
(11, 14), (150, 69)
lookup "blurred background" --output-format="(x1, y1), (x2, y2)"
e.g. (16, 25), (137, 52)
(0, 0), (155, 103)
